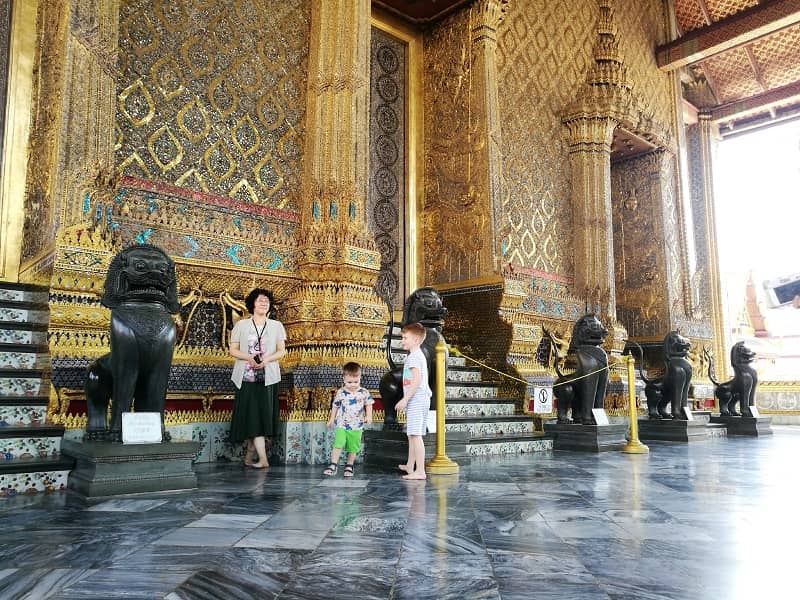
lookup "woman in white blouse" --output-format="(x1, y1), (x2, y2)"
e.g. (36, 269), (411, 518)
(228, 288), (286, 468)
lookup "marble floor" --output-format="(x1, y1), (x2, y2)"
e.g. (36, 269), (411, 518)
(2, 428), (799, 600)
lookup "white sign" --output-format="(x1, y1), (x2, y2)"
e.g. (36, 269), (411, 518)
(592, 408), (610, 426)
(122, 412), (162, 444)
(426, 410), (437, 434)
(683, 406), (694, 421)
(531, 387), (553, 414)
(748, 406), (760, 418)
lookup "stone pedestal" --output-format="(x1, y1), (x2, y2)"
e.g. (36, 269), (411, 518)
(362, 430), (470, 470)
(710, 415), (773, 436)
(543, 423), (627, 452)
(62, 439), (201, 498)
(637, 418), (709, 442)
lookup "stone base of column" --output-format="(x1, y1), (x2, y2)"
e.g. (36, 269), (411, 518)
(637, 418), (710, 442)
(362, 430), (470, 470)
(543, 422), (628, 452)
(710, 415), (773, 436)
(62, 439), (200, 498)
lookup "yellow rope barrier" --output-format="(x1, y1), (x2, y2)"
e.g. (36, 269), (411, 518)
(448, 345), (610, 388)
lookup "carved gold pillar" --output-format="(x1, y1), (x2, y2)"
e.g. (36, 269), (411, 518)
(688, 112), (727, 379)
(283, 0), (386, 378)
(423, 0), (509, 286)
(470, 0), (509, 273)
(562, 0), (630, 351)
(0, 1), (39, 282)
(563, 116), (618, 315)
(18, 0), (119, 284)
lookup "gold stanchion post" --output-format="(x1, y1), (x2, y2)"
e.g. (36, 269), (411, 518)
(623, 354), (649, 454)
(426, 338), (460, 475)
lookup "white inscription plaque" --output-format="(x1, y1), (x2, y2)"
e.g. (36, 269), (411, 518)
(122, 412), (162, 444)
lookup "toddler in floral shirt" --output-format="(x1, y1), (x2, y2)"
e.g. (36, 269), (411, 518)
(322, 362), (374, 477)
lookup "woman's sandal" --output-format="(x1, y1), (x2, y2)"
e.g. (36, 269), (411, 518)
(343, 464), (355, 478)
(323, 463), (338, 476)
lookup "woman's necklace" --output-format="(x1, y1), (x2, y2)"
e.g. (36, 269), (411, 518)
(252, 318), (267, 362)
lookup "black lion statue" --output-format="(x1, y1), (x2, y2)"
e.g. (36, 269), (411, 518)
(705, 342), (758, 417)
(543, 314), (609, 425)
(379, 287), (448, 430)
(85, 244), (180, 442)
(641, 331), (693, 420)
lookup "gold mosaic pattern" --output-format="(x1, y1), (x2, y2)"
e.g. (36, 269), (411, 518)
(615, 0), (674, 144)
(495, 0), (598, 275)
(116, 0), (309, 212)
(751, 24), (800, 90)
(702, 46), (764, 103)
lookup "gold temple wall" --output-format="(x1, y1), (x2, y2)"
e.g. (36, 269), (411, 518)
(111, 0), (308, 274)
(3, 0), (729, 421)
(495, 0), (599, 277)
(423, 1), (684, 283)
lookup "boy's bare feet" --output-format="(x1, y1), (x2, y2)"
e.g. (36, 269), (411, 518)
(402, 472), (426, 480)
(250, 462), (269, 469)
(398, 464), (410, 473)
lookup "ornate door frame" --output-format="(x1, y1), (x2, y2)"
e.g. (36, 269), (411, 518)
(369, 10), (423, 307)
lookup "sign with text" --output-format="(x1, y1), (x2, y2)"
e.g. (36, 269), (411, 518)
(592, 408), (610, 426)
(122, 412), (162, 444)
(683, 407), (694, 421)
(748, 406), (760, 418)
(530, 387), (553, 414)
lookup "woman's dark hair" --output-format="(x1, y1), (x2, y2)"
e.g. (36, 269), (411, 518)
(245, 288), (276, 316)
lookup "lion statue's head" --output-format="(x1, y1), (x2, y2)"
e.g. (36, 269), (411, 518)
(730, 341), (756, 368)
(101, 244), (180, 313)
(663, 330), (691, 360)
(401, 287), (448, 328)
(569, 314), (608, 350)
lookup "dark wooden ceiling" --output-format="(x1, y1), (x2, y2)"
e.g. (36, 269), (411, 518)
(660, 0), (800, 137)
(372, 0), (472, 24)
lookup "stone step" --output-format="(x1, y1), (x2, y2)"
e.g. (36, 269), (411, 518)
(466, 432), (553, 456)
(362, 430), (471, 468)
(0, 283), (49, 305)
(0, 396), (50, 426)
(0, 323), (49, 346)
(0, 369), (51, 397)
(0, 301), (50, 325)
(445, 382), (499, 399)
(0, 425), (66, 460)
(445, 415), (536, 437)
(0, 344), (51, 369)
(444, 366), (482, 383)
(0, 455), (73, 497)
(388, 351), (468, 368)
(445, 398), (518, 417)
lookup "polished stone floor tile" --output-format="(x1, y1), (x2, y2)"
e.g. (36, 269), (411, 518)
(153, 526), (251, 547)
(3, 426), (800, 598)
(86, 498), (169, 512)
(185, 513), (272, 528)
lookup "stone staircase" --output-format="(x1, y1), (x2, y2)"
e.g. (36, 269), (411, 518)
(387, 331), (552, 457)
(0, 282), (72, 497)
